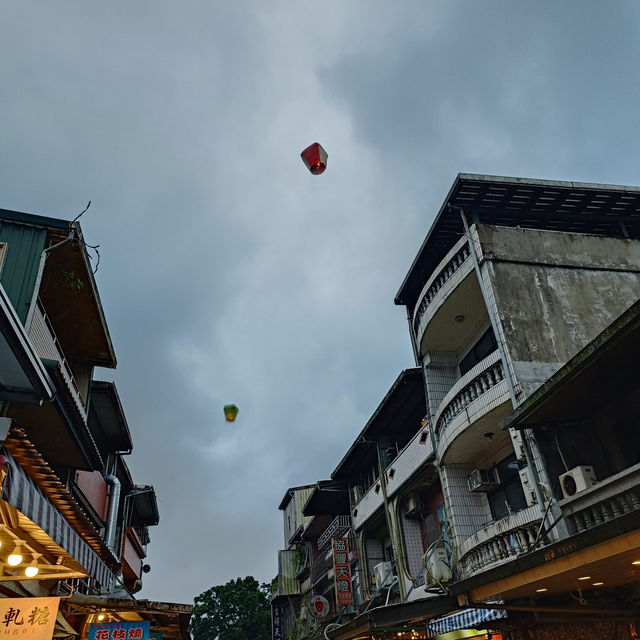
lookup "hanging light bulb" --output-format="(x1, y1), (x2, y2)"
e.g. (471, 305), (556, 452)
(7, 544), (23, 567)
(97, 614), (106, 622)
(24, 561), (38, 578)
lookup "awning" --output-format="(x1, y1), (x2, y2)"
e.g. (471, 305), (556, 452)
(427, 608), (507, 635)
(0, 284), (54, 405)
(1, 449), (115, 589)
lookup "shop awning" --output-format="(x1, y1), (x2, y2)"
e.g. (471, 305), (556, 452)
(1, 449), (115, 589)
(427, 608), (507, 635)
(0, 284), (54, 405)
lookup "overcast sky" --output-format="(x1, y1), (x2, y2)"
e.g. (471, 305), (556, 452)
(2, 1), (640, 604)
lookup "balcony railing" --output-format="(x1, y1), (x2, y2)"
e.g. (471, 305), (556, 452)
(413, 240), (471, 335)
(559, 462), (640, 535)
(311, 547), (332, 584)
(317, 515), (351, 551)
(311, 535), (356, 585)
(435, 351), (504, 439)
(457, 505), (542, 578)
(28, 300), (86, 415)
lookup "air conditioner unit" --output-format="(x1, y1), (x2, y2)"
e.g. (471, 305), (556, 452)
(423, 548), (451, 587)
(468, 468), (499, 492)
(405, 492), (423, 519)
(510, 429), (526, 462)
(518, 467), (538, 507)
(559, 466), (597, 499)
(373, 561), (394, 588)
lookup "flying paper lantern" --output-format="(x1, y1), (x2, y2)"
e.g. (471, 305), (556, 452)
(300, 142), (328, 175)
(223, 404), (239, 422)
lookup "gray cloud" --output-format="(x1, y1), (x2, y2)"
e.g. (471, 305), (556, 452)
(2, 0), (640, 603)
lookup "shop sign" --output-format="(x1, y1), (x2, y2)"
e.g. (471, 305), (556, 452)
(332, 537), (353, 606)
(89, 621), (150, 640)
(0, 597), (59, 638)
(272, 602), (282, 640)
(308, 596), (329, 619)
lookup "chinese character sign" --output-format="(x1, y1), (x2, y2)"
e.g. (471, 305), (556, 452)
(332, 538), (353, 606)
(89, 620), (150, 640)
(0, 597), (59, 639)
(272, 602), (282, 640)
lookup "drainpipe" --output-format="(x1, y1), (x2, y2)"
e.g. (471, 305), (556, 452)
(104, 474), (121, 554)
(406, 308), (420, 367)
(25, 227), (76, 330)
(405, 306), (438, 458)
(453, 206), (547, 515)
(374, 442), (409, 601)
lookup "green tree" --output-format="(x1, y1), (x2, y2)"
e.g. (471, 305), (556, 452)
(191, 576), (271, 640)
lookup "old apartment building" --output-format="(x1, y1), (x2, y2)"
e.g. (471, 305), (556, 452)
(273, 175), (640, 640)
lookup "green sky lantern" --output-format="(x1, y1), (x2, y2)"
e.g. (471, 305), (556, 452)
(223, 404), (239, 422)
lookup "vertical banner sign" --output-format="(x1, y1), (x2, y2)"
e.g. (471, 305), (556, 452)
(0, 597), (59, 639)
(272, 602), (282, 640)
(89, 620), (150, 640)
(332, 537), (353, 606)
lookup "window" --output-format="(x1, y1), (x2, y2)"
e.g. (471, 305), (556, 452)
(488, 454), (527, 520)
(459, 327), (498, 376)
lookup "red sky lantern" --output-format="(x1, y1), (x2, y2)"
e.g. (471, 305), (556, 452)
(300, 142), (328, 175)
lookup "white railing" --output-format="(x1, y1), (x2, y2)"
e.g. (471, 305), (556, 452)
(386, 426), (434, 499)
(559, 462), (640, 534)
(413, 240), (472, 335)
(28, 300), (86, 416)
(435, 350), (503, 439)
(352, 480), (384, 531)
(457, 505), (542, 578)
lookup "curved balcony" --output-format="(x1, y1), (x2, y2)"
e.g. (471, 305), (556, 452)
(413, 239), (471, 336)
(457, 505), (542, 578)
(434, 352), (511, 462)
(412, 239), (476, 355)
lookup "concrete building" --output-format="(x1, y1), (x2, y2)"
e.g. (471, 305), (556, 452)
(394, 174), (640, 593)
(274, 175), (640, 640)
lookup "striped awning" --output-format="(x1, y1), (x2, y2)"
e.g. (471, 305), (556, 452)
(1, 449), (115, 589)
(427, 608), (507, 635)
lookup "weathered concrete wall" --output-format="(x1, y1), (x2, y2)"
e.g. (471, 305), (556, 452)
(476, 224), (640, 398)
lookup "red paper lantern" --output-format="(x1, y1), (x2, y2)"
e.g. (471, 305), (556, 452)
(300, 142), (328, 175)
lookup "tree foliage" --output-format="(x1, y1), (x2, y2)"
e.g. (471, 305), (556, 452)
(191, 576), (271, 640)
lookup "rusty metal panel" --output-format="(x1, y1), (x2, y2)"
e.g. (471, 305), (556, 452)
(75, 470), (109, 522)
(277, 550), (300, 596)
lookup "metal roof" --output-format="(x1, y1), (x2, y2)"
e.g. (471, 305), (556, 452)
(89, 381), (134, 456)
(331, 368), (425, 480)
(395, 174), (640, 309)
(301, 481), (349, 517)
(2, 424), (119, 568)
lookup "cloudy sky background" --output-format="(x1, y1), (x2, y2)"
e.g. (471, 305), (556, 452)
(2, 1), (640, 604)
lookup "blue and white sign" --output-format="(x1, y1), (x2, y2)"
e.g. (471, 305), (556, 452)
(89, 620), (151, 640)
